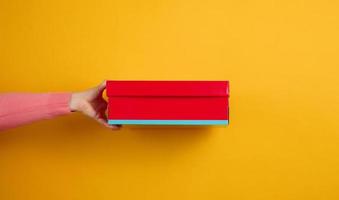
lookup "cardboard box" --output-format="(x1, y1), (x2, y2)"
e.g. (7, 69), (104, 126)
(106, 81), (229, 125)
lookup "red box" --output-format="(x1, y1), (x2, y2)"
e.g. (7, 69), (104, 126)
(106, 81), (229, 125)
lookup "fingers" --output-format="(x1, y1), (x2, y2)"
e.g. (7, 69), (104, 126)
(81, 101), (120, 130)
(97, 118), (121, 130)
(95, 101), (121, 130)
(79, 81), (121, 130)
(94, 112), (121, 130)
(93, 99), (108, 120)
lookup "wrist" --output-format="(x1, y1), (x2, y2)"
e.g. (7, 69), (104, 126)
(69, 93), (78, 112)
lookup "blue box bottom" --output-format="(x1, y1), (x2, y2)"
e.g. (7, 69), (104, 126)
(108, 120), (229, 125)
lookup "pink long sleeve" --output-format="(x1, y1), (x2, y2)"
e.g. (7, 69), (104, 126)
(0, 93), (72, 131)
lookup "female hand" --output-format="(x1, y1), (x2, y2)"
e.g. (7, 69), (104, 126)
(69, 81), (120, 130)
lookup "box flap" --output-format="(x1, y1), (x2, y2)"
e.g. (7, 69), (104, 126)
(106, 81), (229, 97)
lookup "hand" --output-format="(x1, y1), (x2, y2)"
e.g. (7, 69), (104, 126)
(69, 81), (120, 130)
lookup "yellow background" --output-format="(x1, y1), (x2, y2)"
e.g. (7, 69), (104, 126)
(1, 0), (339, 199)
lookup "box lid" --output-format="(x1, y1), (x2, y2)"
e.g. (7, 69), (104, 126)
(106, 81), (229, 97)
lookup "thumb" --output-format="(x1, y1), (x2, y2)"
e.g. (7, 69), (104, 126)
(88, 81), (106, 99)
(97, 81), (106, 93)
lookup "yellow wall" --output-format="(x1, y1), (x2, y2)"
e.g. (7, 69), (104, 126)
(1, 0), (339, 199)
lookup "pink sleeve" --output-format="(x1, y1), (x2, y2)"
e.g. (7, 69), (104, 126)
(0, 93), (72, 131)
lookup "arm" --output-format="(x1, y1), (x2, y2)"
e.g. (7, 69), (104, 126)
(0, 81), (119, 131)
(0, 92), (71, 131)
